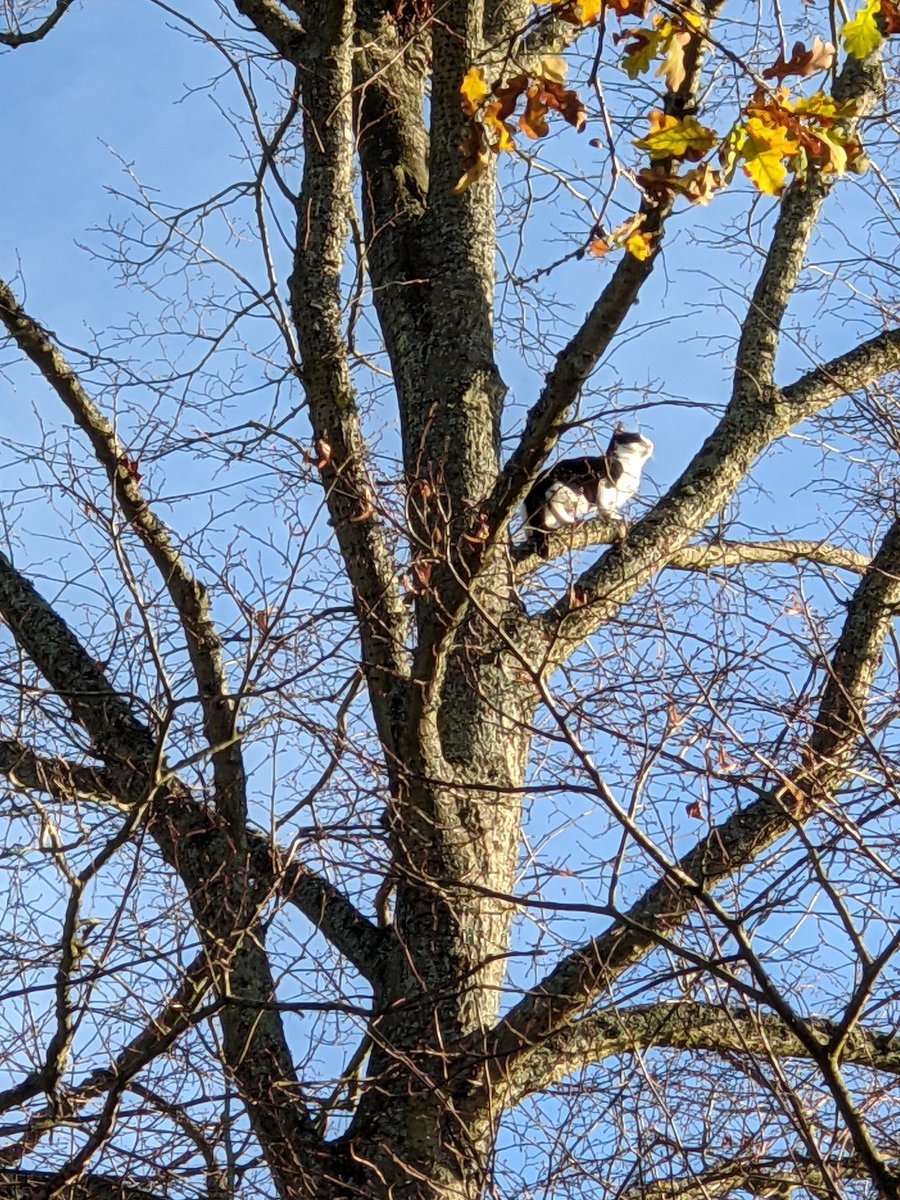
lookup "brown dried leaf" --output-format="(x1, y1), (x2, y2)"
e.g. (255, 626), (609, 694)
(763, 36), (835, 81)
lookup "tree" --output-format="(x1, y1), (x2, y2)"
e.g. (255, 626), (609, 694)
(0, 0), (899, 1196)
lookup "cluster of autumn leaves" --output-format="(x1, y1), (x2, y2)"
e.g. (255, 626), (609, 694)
(457, 0), (898, 259)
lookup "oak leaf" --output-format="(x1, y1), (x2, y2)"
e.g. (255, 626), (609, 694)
(541, 80), (587, 131)
(841, 0), (882, 58)
(460, 66), (489, 114)
(677, 162), (724, 204)
(739, 116), (799, 195)
(619, 28), (661, 78)
(484, 101), (516, 150)
(625, 231), (653, 260)
(763, 36), (835, 81)
(656, 20), (692, 92)
(539, 54), (568, 84)
(520, 90), (549, 140)
(634, 113), (718, 161)
(453, 126), (491, 193)
(881, 0), (900, 33)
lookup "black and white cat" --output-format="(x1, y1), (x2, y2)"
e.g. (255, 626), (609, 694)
(523, 430), (653, 557)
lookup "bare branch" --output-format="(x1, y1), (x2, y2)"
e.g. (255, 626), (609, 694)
(782, 328), (900, 408)
(618, 1156), (873, 1200)
(0, 550), (324, 1176)
(251, 835), (385, 977)
(0, 279), (247, 833)
(0, 738), (120, 807)
(0, 0), (75, 47)
(230, 0), (304, 61)
(514, 527), (873, 579)
(291, 0), (410, 760)
(502, 1000), (900, 1107)
(0, 1174), (163, 1200)
(478, 517), (900, 1086)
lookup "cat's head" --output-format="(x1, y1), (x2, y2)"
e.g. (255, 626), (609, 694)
(608, 429), (653, 464)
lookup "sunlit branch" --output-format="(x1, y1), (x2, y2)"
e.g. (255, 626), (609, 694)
(477, 517), (900, 1087)
(230, 0), (305, 60)
(619, 1155), (878, 1200)
(0, 738), (120, 807)
(291, 0), (410, 762)
(782, 328), (900, 408)
(513, 527), (873, 578)
(0, 279), (247, 835)
(501, 1000), (900, 1107)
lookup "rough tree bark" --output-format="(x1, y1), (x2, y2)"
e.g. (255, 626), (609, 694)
(0, 0), (899, 1198)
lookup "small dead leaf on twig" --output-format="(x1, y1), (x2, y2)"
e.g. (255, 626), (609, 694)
(118, 455), (142, 484)
(303, 437), (333, 469)
(461, 511), (491, 543)
(348, 497), (375, 523)
(254, 607), (277, 634)
(567, 584), (588, 610)
(686, 799), (703, 820)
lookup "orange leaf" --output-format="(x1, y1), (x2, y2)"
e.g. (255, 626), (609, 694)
(541, 80), (587, 131)
(484, 101), (516, 151)
(607, 0), (650, 15)
(519, 89), (550, 139)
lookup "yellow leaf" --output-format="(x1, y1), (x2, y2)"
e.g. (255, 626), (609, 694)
(484, 102), (516, 151)
(539, 54), (568, 84)
(625, 231), (653, 260)
(810, 129), (848, 174)
(620, 28), (661, 79)
(634, 114), (718, 160)
(841, 0), (883, 58)
(453, 151), (490, 194)
(576, 0), (603, 22)
(793, 91), (841, 119)
(460, 67), (489, 115)
(739, 115), (800, 195)
(742, 149), (789, 195)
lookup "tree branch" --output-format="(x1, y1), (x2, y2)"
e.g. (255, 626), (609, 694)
(0, 0), (75, 47)
(618, 1156), (873, 1200)
(0, 739), (120, 807)
(540, 51), (889, 660)
(0, 550), (325, 1180)
(290, 0), (410, 762)
(0, 1174), (163, 1200)
(513, 527), (873, 579)
(0, 279), (247, 835)
(230, 0), (304, 61)
(501, 1000), (900, 1107)
(477, 516), (900, 1086)
(251, 834), (386, 977)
